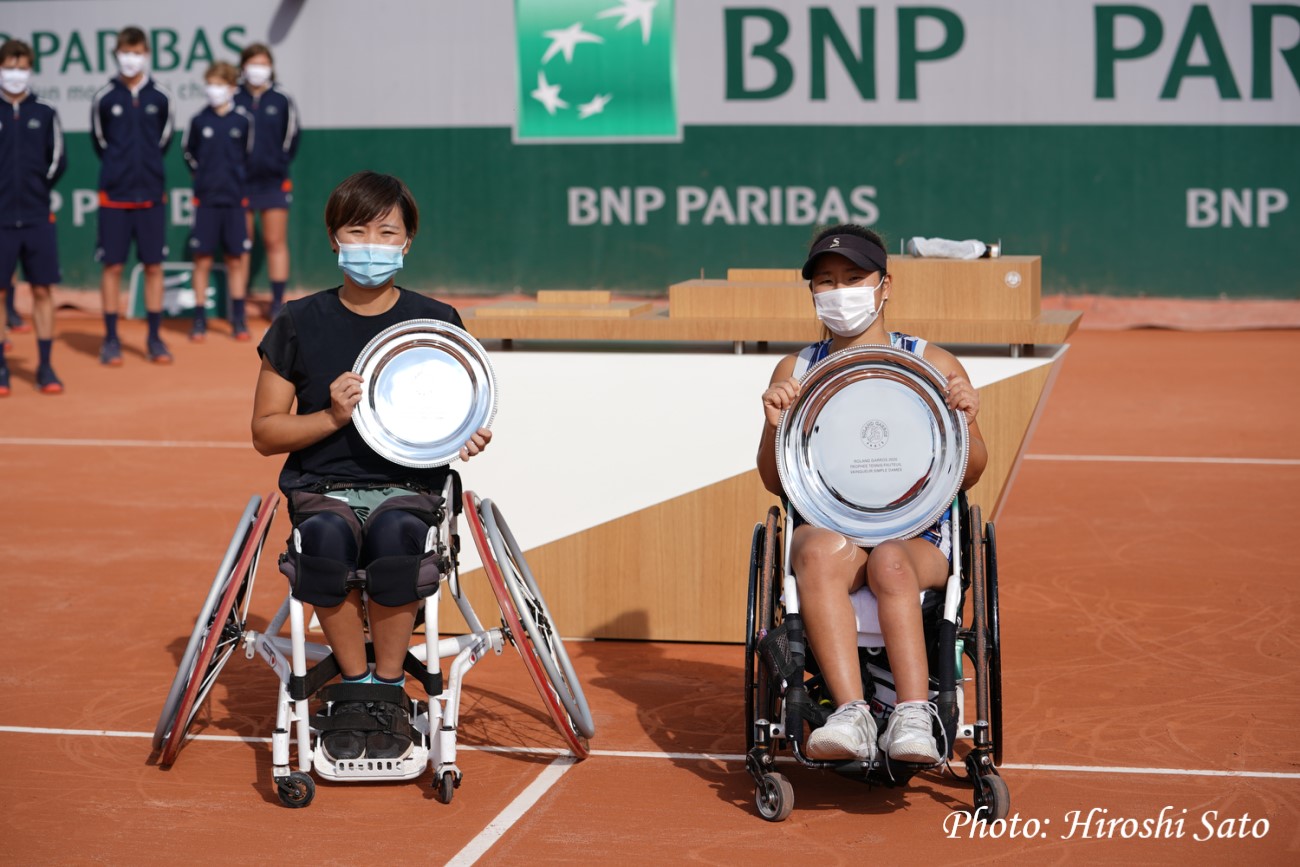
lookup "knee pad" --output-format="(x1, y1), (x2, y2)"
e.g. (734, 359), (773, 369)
(279, 495), (365, 607)
(285, 542), (356, 607)
(359, 494), (446, 606)
(363, 550), (442, 607)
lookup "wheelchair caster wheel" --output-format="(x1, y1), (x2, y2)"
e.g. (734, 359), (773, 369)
(276, 771), (315, 809)
(755, 772), (794, 822)
(973, 773), (1010, 822)
(435, 772), (459, 804)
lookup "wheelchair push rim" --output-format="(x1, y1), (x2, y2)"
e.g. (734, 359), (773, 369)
(156, 492), (279, 767)
(463, 491), (594, 758)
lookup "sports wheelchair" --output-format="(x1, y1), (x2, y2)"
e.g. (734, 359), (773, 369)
(744, 494), (1006, 822)
(152, 473), (594, 807)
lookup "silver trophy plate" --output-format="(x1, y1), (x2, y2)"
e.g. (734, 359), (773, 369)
(351, 319), (497, 468)
(776, 345), (968, 547)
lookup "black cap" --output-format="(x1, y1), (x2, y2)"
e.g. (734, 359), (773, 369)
(801, 233), (888, 279)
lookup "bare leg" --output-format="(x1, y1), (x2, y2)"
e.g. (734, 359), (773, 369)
(192, 253), (213, 325)
(225, 253), (247, 300)
(100, 263), (123, 315)
(261, 208), (290, 282)
(865, 539), (949, 702)
(31, 284), (55, 339)
(791, 525), (869, 705)
(142, 262), (164, 312)
(314, 592), (370, 679)
(369, 601), (419, 681)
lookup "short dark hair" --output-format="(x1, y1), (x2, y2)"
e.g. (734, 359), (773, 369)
(810, 224), (887, 263)
(0, 39), (35, 65)
(325, 172), (420, 238)
(240, 43), (274, 68)
(116, 26), (148, 51)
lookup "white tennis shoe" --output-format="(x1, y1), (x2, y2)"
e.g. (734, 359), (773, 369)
(878, 700), (942, 764)
(805, 700), (877, 761)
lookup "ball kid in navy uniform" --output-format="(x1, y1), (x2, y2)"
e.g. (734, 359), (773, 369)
(235, 43), (300, 321)
(90, 26), (174, 365)
(0, 39), (67, 396)
(182, 61), (254, 342)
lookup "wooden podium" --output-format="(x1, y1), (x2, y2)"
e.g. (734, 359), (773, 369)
(463, 256), (1079, 352)
(446, 259), (1079, 642)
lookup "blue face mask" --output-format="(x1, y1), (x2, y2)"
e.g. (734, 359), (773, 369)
(336, 240), (406, 288)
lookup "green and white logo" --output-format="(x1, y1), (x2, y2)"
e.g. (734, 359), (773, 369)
(515, 0), (678, 143)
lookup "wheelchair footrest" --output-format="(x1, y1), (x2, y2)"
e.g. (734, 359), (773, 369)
(313, 745), (430, 782)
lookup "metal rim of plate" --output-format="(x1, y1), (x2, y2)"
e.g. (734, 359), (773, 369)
(351, 318), (497, 468)
(776, 345), (969, 547)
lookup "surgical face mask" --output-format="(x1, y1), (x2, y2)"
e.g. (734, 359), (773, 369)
(336, 238), (406, 288)
(116, 51), (148, 78)
(0, 67), (31, 96)
(205, 83), (234, 108)
(243, 63), (272, 87)
(812, 278), (883, 337)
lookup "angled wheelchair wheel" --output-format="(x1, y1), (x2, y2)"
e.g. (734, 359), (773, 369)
(968, 506), (991, 731)
(744, 520), (764, 751)
(746, 507), (782, 752)
(156, 493), (280, 767)
(985, 521), (1003, 767)
(153, 496), (260, 753)
(463, 491), (595, 758)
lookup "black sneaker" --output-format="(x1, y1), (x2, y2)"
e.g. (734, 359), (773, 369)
(366, 700), (414, 760)
(147, 335), (173, 364)
(99, 336), (123, 366)
(36, 365), (63, 395)
(320, 700), (369, 761)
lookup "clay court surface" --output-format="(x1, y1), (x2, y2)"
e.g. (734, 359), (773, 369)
(1, 318), (1297, 864)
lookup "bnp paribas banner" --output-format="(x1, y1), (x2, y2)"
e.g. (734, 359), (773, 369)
(2, 0), (1297, 298)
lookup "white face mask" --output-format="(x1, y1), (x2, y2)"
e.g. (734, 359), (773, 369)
(205, 83), (234, 108)
(0, 68), (31, 96)
(243, 63), (272, 87)
(116, 51), (148, 78)
(813, 278), (883, 337)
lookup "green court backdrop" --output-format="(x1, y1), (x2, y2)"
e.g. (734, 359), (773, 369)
(4, 0), (1298, 299)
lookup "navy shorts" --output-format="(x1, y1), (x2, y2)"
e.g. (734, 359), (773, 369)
(0, 220), (61, 286)
(246, 181), (292, 211)
(96, 205), (167, 266)
(189, 205), (250, 256)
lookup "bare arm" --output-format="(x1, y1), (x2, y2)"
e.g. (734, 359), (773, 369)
(924, 346), (988, 490)
(756, 354), (800, 497)
(250, 357), (359, 456)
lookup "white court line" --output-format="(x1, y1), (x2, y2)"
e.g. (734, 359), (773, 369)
(2, 725), (1298, 780)
(445, 757), (576, 867)
(1026, 454), (1300, 466)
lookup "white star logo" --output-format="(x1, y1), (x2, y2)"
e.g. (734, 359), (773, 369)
(578, 93), (613, 119)
(597, 0), (658, 45)
(531, 70), (569, 115)
(541, 21), (604, 64)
